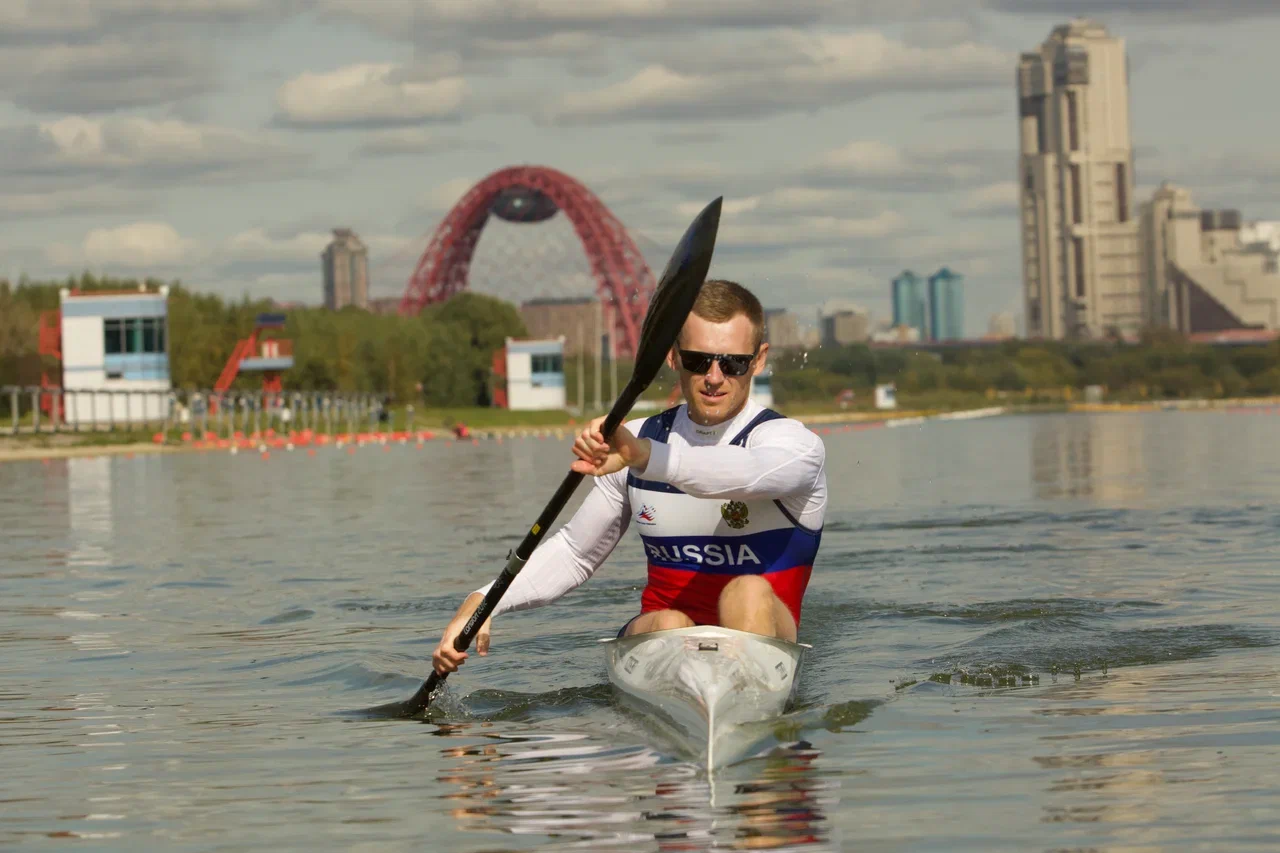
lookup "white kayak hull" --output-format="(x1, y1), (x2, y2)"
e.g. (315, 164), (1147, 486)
(600, 625), (809, 772)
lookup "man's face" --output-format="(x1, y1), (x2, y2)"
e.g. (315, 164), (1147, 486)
(667, 313), (769, 426)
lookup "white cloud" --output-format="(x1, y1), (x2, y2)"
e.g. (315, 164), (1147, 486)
(722, 212), (909, 250)
(673, 192), (908, 253)
(980, 0), (1280, 23)
(826, 228), (1014, 270)
(274, 62), (468, 128)
(955, 181), (1020, 217)
(354, 128), (489, 158)
(0, 186), (145, 220)
(224, 228), (330, 265)
(0, 39), (216, 112)
(48, 222), (204, 269)
(0, 116), (302, 187)
(0, 0), (291, 40)
(540, 31), (1010, 124)
(221, 227), (413, 268)
(419, 177), (483, 215)
(798, 139), (1008, 191)
(320, 0), (966, 54)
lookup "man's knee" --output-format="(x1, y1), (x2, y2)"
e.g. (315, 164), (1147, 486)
(718, 575), (797, 641)
(719, 574), (774, 608)
(627, 609), (695, 635)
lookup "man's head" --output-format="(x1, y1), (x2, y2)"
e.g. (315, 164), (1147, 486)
(667, 279), (769, 426)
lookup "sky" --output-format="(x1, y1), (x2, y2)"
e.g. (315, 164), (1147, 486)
(2, 0), (1279, 337)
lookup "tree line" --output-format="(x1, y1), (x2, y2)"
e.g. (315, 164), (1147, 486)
(0, 273), (527, 407)
(768, 330), (1280, 404)
(4, 273), (1280, 409)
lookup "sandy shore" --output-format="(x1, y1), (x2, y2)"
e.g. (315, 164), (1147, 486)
(0, 440), (192, 463)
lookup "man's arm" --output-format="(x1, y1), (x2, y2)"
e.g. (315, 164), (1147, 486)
(470, 467), (631, 619)
(638, 420), (825, 502)
(432, 469), (631, 675)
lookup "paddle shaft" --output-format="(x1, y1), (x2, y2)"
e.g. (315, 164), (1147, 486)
(401, 383), (639, 715)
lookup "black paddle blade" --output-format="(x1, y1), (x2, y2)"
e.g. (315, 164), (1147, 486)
(631, 196), (723, 396)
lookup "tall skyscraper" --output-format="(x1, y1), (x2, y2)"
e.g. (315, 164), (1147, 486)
(763, 308), (805, 350)
(322, 228), (369, 310)
(891, 270), (928, 339)
(928, 268), (964, 341)
(1017, 19), (1142, 339)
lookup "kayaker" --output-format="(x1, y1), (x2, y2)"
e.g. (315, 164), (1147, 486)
(432, 279), (827, 676)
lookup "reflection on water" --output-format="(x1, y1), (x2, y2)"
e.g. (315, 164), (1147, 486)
(435, 726), (839, 850)
(3, 412), (1280, 850)
(1031, 413), (1147, 503)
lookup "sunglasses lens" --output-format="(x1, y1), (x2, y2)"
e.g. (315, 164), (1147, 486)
(679, 351), (715, 373)
(678, 350), (754, 375)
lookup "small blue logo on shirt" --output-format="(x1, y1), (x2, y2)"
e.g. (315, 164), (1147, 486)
(637, 504), (657, 525)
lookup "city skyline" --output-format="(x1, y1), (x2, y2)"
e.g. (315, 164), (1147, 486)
(1, 4), (1278, 339)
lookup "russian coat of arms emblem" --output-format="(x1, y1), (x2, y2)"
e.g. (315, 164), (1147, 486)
(720, 500), (750, 529)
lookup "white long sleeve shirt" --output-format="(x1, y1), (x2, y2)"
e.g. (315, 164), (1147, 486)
(475, 400), (827, 618)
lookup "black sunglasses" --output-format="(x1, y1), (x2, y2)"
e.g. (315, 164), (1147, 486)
(675, 347), (757, 377)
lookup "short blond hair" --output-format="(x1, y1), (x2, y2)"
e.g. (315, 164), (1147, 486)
(687, 279), (765, 350)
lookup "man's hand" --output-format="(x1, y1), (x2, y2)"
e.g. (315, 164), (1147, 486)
(570, 416), (651, 477)
(431, 592), (493, 676)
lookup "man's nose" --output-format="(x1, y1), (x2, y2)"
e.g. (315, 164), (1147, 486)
(704, 359), (725, 383)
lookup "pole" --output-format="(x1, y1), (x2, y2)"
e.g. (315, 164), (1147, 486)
(577, 319), (585, 416)
(609, 302), (618, 404)
(594, 299), (602, 414)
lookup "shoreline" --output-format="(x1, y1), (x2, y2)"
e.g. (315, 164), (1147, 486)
(3, 395), (1278, 464)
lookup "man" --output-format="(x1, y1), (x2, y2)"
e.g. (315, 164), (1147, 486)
(432, 279), (827, 676)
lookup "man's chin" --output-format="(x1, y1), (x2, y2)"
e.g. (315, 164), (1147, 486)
(687, 393), (734, 424)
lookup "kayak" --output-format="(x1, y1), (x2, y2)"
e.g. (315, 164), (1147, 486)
(600, 625), (809, 772)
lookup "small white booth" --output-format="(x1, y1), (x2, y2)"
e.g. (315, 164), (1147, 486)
(501, 337), (566, 411)
(59, 286), (172, 425)
(874, 383), (897, 410)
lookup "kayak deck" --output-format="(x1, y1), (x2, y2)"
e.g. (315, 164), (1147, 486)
(600, 625), (809, 772)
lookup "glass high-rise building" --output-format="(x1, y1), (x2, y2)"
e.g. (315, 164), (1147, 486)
(891, 270), (928, 339)
(928, 268), (965, 341)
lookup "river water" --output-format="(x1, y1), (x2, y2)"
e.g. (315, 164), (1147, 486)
(3, 411), (1278, 851)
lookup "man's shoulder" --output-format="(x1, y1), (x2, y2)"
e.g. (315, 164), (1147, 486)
(750, 410), (824, 451)
(622, 405), (682, 436)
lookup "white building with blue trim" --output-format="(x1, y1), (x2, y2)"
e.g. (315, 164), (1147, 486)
(503, 337), (565, 411)
(59, 286), (171, 424)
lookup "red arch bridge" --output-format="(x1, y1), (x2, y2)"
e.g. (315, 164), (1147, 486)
(396, 165), (657, 358)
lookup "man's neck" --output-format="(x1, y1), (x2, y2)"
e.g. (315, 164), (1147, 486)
(682, 399), (758, 443)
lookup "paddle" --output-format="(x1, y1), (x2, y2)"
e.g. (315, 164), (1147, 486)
(365, 195), (724, 719)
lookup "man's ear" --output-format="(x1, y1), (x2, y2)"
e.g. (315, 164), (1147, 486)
(753, 342), (770, 376)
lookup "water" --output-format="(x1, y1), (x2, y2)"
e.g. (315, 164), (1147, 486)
(3, 412), (1279, 851)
